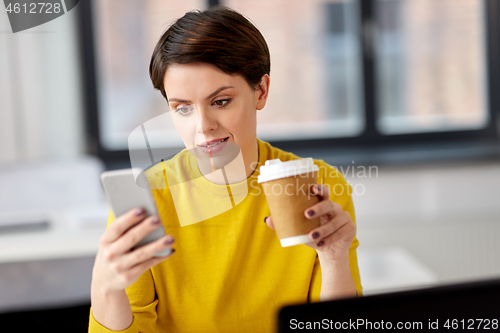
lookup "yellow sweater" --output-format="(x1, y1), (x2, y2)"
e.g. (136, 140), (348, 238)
(89, 138), (362, 333)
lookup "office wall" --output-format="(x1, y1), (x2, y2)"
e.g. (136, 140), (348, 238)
(351, 160), (500, 286)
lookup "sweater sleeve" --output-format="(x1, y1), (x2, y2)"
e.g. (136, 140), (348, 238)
(343, 195), (363, 297)
(88, 211), (160, 333)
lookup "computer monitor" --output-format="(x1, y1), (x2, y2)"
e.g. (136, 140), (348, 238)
(278, 278), (500, 332)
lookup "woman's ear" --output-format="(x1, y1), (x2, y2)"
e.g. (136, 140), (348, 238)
(255, 74), (270, 111)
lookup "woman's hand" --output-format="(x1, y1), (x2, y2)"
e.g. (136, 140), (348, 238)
(90, 207), (175, 330)
(264, 184), (355, 262)
(91, 207), (175, 294)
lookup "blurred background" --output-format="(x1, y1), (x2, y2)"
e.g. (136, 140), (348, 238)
(0, 0), (499, 331)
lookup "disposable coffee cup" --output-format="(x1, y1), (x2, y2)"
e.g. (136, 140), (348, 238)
(258, 158), (320, 247)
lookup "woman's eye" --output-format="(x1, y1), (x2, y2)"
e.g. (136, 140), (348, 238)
(175, 106), (192, 115)
(213, 98), (231, 108)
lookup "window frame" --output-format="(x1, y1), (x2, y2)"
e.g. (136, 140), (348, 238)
(77, 0), (500, 168)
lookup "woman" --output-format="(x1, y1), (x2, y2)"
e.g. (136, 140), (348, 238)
(89, 6), (362, 333)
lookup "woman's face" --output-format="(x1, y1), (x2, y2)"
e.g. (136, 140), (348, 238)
(163, 62), (269, 170)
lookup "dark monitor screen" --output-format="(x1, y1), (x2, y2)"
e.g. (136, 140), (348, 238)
(278, 278), (500, 332)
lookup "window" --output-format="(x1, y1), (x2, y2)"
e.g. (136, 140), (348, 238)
(225, 0), (365, 141)
(374, 0), (488, 135)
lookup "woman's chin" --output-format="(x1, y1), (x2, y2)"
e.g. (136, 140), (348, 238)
(189, 142), (241, 172)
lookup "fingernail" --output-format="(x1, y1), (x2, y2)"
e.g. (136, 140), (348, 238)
(164, 237), (174, 245)
(316, 185), (321, 192)
(136, 208), (145, 216)
(307, 210), (315, 217)
(317, 241), (324, 247)
(264, 217), (267, 223)
(312, 232), (320, 239)
(151, 217), (160, 225)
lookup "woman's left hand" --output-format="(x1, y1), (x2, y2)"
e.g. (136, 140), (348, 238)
(264, 184), (355, 262)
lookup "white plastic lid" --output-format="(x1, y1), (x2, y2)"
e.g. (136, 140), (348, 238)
(257, 158), (319, 183)
(280, 234), (311, 247)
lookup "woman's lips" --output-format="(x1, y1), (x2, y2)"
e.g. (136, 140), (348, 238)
(197, 137), (229, 155)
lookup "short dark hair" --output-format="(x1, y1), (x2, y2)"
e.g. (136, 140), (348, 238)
(149, 6), (271, 101)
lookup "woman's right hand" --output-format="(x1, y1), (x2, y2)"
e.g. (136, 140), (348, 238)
(91, 207), (175, 293)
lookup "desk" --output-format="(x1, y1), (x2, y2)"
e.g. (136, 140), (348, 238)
(358, 247), (439, 295)
(0, 203), (108, 312)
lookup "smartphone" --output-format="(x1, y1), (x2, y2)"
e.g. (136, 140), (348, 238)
(100, 168), (171, 257)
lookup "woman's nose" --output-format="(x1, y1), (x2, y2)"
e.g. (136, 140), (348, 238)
(195, 107), (218, 134)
